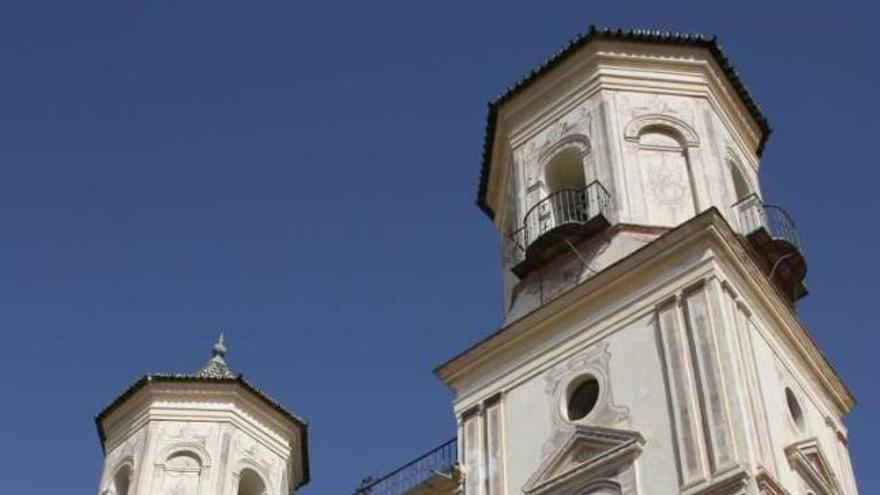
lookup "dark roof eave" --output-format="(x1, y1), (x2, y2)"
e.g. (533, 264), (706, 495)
(94, 374), (311, 489)
(475, 25), (773, 220)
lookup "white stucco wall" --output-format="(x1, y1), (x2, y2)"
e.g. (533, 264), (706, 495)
(97, 382), (301, 495)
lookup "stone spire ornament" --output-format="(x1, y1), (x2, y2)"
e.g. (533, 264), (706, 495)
(195, 332), (236, 379)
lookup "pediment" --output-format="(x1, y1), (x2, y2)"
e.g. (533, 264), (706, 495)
(523, 426), (644, 495)
(785, 438), (842, 495)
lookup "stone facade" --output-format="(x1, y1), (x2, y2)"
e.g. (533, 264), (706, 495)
(438, 29), (858, 495)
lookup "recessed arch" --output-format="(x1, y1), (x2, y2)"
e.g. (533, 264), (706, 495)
(234, 458), (274, 495)
(624, 114), (700, 148)
(545, 147), (587, 194)
(157, 442), (212, 469)
(539, 134), (593, 194)
(725, 149), (756, 203)
(538, 134), (592, 165)
(156, 445), (208, 495)
(237, 467), (267, 495)
(104, 458), (134, 495)
(629, 116), (699, 227)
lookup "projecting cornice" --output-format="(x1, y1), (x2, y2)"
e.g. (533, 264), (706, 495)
(434, 209), (855, 417)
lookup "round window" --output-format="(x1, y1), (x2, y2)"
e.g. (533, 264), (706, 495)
(567, 376), (600, 421)
(785, 387), (804, 429)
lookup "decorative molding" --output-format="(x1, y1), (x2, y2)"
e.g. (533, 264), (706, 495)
(523, 425), (644, 495)
(538, 133), (593, 166)
(786, 438), (843, 495)
(756, 469), (792, 495)
(623, 113), (701, 147)
(542, 342), (629, 455)
(156, 441), (213, 468)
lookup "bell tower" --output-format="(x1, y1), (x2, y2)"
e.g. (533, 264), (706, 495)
(95, 336), (309, 495)
(436, 27), (858, 495)
(475, 28), (810, 323)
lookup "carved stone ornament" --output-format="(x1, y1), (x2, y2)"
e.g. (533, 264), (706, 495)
(623, 113), (700, 147)
(542, 342), (629, 455)
(785, 438), (843, 495)
(522, 425), (644, 495)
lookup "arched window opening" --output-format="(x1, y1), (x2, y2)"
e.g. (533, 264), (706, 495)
(543, 147), (589, 227)
(545, 147), (587, 194)
(238, 468), (267, 495)
(109, 464), (132, 495)
(637, 126), (696, 227)
(729, 163), (751, 202)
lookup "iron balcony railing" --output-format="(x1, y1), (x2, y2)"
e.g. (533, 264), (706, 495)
(508, 181), (611, 264)
(733, 193), (803, 253)
(353, 438), (458, 495)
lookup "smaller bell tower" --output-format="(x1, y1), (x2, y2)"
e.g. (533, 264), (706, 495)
(95, 335), (309, 495)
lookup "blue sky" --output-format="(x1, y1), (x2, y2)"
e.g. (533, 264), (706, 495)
(0, 1), (877, 493)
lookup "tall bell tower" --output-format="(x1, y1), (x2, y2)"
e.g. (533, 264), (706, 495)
(436, 27), (859, 495)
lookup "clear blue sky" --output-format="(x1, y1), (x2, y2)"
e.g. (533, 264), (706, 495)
(0, 1), (876, 493)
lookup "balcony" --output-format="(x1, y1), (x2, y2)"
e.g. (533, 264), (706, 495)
(733, 194), (807, 302)
(508, 181), (611, 278)
(354, 439), (459, 495)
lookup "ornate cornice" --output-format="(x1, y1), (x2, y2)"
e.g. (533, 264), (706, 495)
(435, 209), (855, 417)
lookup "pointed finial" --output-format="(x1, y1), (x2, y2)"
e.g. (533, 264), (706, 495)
(213, 332), (227, 358)
(195, 332), (236, 379)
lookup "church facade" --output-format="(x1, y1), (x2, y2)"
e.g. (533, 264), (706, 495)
(95, 26), (859, 495)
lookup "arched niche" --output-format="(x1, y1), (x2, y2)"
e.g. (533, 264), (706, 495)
(625, 115), (700, 227)
(154, 444), (211, 495)
(232, 458), (274, 495)
(157, 442), (212, 468)
(624, 114), (700, 148)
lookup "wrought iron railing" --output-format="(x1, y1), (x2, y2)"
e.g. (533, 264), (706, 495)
(508, 181), (611, 264)
(353, 438), (458, 495)
(733, 194), (803, 252)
